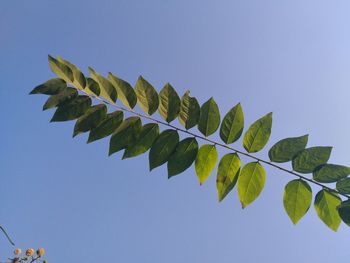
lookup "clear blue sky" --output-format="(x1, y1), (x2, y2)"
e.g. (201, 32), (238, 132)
(1, 1), (350, 262)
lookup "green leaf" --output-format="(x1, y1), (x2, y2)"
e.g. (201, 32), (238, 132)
(135, 76), (159, 115)
(88, 111), (123, 143)
(216, 153), (241, 202)
(30, 78), (67, 95)
(73, 104), (107, 137)
(268, 135), (308, 163)
(237, 162), (266, 208)
(178, 91), (200, 130)
(48, 55), (74, 83)
(283, 179), (312, 224)
(109, 117), (142, 156)
(292, 146), (332, 174)
(123, 123), (159, 159)
(43, 88), (78, 110)
(50, 96), (91, 122)
(86, 77), (101, 96)
(243, 112), (272, 153)
(336, 178), (350, 195)
(158, 83), (181, 123)
(89, 67), (118, 103)
(57, 56), (86, 90)
(167, 137), (198, 177)
(195, 144), (218, 185)
(313, 164), (350, 183)
(198, 97), (220, 137)
(338, 199), (350, 226)
(314, 190), (341, 231)
(219, 103), (244, 144)
(149, 129), (179, 170)
(108, 73), (137, 109)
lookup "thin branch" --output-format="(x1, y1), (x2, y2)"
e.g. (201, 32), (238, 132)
(0, 226), (15, 246)
(77, 88), (350, 199)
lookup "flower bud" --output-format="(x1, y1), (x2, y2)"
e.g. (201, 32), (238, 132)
(37, 248), (45, 257)
(26, 248), (35, 256)
(14, 248), (21, 255)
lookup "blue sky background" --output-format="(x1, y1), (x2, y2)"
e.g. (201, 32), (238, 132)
(1, 1), (350, 262)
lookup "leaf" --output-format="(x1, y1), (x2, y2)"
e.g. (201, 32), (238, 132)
(167, 137), (198, 177)
(86, 77), (101, 96)
(216, 153), (241, 202)
(122, 123), (159, 159)
(237, 162), (266, 208)
(283, 179), (312, 224)
(57, 56), (86, 90)
(243, 112), (272, 153)
(268, 135), (308, 163)
(336, 178), (350, 195)
(87, 111), (124, 143)
(89, 67), (118, 103)
(30, 78), (67, 95)
(292, 146), (332, 174)
(195, 144), (218, 185)
(42, 88), (78, 110)
(314, 190), (341, 231)
(50, 96), (91, 122)
(219, 103), (244, 144)
(108, 73), (137, 109)
(134, 76), (159, 115)
(338, 199), (350, 226)
(149, 129), (179, 170)
(109, 117), (142, 156)
(158, 83), (181, 123)
(313, 164), (350, 183)
(198, 97), (220, 137)
(48, 55), (74, 83)
(178, 91), (200, 130)
(73, 104), (107, 137)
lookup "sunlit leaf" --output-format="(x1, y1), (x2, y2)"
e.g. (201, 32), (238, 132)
(268, 135), (308, 163)
(123, 123), (159, 159)
(43, 88), (78, 110)
(338, 199), (350, 226)
(50, 96), (91, 122)
(87, 111), (123, 143)
(314, 190), (341, 231)
(149, 129), (179, 170)
(292, 146), (332, 174)
(73, 104), (107, 137)
(48, 55), (73, 83)
(313, 164), (350, 183)
(198, 97), (220, 137)
(219, 103), (244, 144)
(86, 77), (101, 96)
(178, 91), (200, 130)
(243, 113), (272, 153)
(195, 144), (218, 185)
(30, 78), (66, 95)
(135, 76), (159, 115)
(216, 153), (240, 202)
(89, 67), (118, 103)
(57, 56), (86, 90)
(108, 73), (137, 109)
(336, 178), (350, 195)
(238, 162), (266, 208)
(158, 83), (181, 123)
(167, 137), (198, 177)
(283, 179), (312, 224)
(109, 117), (142, 155)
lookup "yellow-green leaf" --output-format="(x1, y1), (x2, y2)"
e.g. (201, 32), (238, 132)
(178, 91), (200, 130)
(48, 55), (73, 83)
(195, 144), (218, 185)
(198, 98), (220, 137)
(243, 112), (272, 153)
(89, 67), (118, 103)
(219, 103), (244, 144)
(314, 190), (341, 231)
(108, 73), (137, 109)
(283, 179), (312, 224)
(238, 162), (266, 208)
(216, 153), (240, 202)
(57, 56), (86, 90)
(158, 83), (181, 123)
(135, 76), (159, 115)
